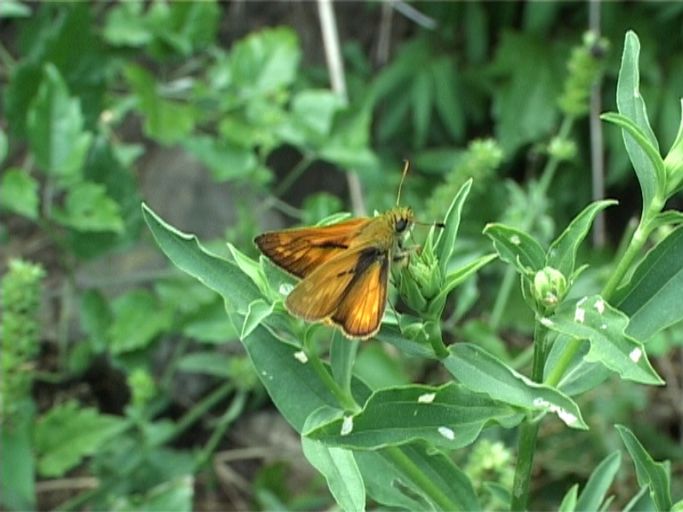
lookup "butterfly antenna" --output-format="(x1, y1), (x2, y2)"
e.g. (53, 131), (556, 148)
(396, 160), (410, 206)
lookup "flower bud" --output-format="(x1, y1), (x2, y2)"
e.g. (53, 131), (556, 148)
(532, 266), (567, 312)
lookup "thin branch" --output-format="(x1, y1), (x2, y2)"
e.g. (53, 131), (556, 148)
(589, 0), (606, 247)
(317, 0), (366, 216)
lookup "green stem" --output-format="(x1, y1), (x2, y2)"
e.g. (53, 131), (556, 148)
(544, 337), (584, 387)
(601, 221), (649, 301)
(305, 335), (359, 412)
(272, 153), (315, 198)
(196, 390), (247, 469)
(426, 320), (449, 359)
(168, 381), (234, 442)
(510, 321), (549, 511)
(383, 447), (458, 511)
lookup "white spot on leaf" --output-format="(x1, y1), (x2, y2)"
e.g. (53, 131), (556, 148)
(629, 347), (642, 363)
(510, 235), (521, 245)
(279, 283), (293, 295)
(293, 351), (308, 364)
(577, 296), (588, 307)
(533, 398), (578, 426)
(574, 306), (585, 323)
(341, 416), (354, 436)
(540, 317), (554, 328)
(594, 299), (605, 314)
(438, 426), (455, 440)
(418, 393), (436, 404)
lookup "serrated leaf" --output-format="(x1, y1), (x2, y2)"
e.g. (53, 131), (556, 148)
(0, 168), (39, 220)
(615, 31), (663, 209)
(545, 296), (662, 385)
(142, 203), (261, 314)
(617, 226), (683, 340)
(616, 424), (672, 511)
(52, 181), (124, 233)
(575, 451), (621, 512)
(435, 179), (473, 275)
(483, 223), (546, 274)
(35, 401), (125, 477)
(547, 200), (617, 277)
(444, 343), (587, 429)
(307, 382), (521, 451)
(302, 408), (365, 512)
(27, 64), (92, 183)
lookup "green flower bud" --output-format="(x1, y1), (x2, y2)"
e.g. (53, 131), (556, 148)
(548, 136), (577, 162)
(532, 266), (567, 312)
(396, 249), (442, 316)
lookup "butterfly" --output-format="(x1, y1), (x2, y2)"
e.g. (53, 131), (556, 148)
(254, 164), (441, 340)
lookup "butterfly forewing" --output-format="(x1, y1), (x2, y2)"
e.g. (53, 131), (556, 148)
(255, 218), (369, 278)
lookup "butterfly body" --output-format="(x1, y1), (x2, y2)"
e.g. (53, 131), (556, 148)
(255, 206), (415, 339)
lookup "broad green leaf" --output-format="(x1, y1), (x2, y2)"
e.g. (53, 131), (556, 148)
(125, 65), (194, 144)
(142, 203), (261, 313)
(27, 64), (92, 183)
(241, 299), (274, 339)
(241, 325), (371, 432)
(330, 332), (358, 392)
(544, 296), (662, 385)
(79, 289), (112, 351)
(435, 179), (473, 275)
(113, 476), (194, 512)
(302, 409), (365, 512)
(307, 382), (521, 451)
(623, 487), (655, 512)
(35, 401), (126, 477)
(601, 112), (665, 198)
(483, 223), (546, 274)
(285, 89), (346, 142)
(182, 136), (259, 182)
(559, 484), (579, 512)
(0, 407), (35, 510)
(230, 27), (300, 94)
(544, 336), (612, 396)
(617, 226), (683, 340)
(181, 301), (240, 343)
(375, 325), (436, 359)
(356, 444), (480, 511)
(616, 425), (672, 511)
(0, 168), (39, 220)
(444, 343), (587, 429)
(108, 289), (172, 353)
(162, 1), (219, 55)
(615, 31), (663, 209)
(52, 181), (124, 233)
(103, 2), (151, 46)
(227, 242), (270, 299)
(547, 200), (617, 277)
(575, 451), (621, 512)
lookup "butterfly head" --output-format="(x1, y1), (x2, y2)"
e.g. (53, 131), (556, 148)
(388, 206), (415, 235)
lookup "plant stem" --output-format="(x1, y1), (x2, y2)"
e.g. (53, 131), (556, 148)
(426, 320), (449, 359)
(510, 321), (549, 511)
(601, 221), (648, 301)
(383, 446), (458, 511)
(195, 390), (246, 469)
(305, 335), (360, 412)
(544, 337), (584, 387)
(168, 381), (234, 443)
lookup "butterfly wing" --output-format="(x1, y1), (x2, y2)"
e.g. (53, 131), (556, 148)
(285, 245), (389, 339)
(254, 218), (369, 278)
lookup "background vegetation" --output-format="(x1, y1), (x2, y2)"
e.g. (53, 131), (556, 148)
(1, 1), (682, 510)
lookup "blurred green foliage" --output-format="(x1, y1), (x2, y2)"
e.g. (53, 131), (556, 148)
(1, 1), (682, 511)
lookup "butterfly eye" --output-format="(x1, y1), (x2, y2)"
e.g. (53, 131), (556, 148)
(395, 217), (408, 233)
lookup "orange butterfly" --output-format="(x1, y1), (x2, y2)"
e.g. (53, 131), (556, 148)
(255, 165), (440, 340)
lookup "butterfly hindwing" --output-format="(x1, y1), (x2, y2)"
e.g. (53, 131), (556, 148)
(254, 218), (369, 278)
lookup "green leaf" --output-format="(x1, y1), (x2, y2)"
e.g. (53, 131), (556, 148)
(411, 70), (433, 148)
(617, 226), (683, 340)
(182, 136), (258, 182)
(575, 451), (621, 511)
(227, 243), (270, 299)
(547, 200), (617, 277)
(108, 289), (172, 354)
(435, 179), (473, 275)
(0, 128), (7, 164)
(177, 352), (233, 377)
(432, 57), (464, 141)
(124, 65), (195, 144)
(0, 0), (31, 18)
(0, 168), (39, 220)
(444, 343), (587, 429)
(375, 325), (436, 359)
(429, 253), (497, 316)
(103, 2), (152, 47)
(601, 112), (665, 201)
(26, 64), (92, 183)
(241, 299), (274, 339)
(307, 382), (521, 451)
(615, 31), (663, 209)
(623, 486), (655, 512)
(483, 223), (546, 274)
(142, 203), (261, 314)
(116, 477), (194, 512)
(302, 409), (366, 512)
(616, 424), (673, 511)
(79, 289), (112, 351)
(230, 27), (300, 94)
(0, 407), (35, 510)
(52, 181), (124, 233)
(545, 296), (663, 385)
(357, 444), (481, 511)
(559, 484), (579, 512)
(35, 401), (126, 477)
